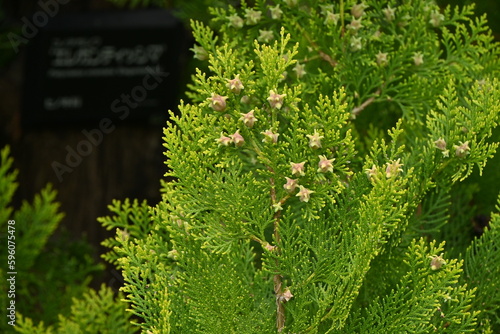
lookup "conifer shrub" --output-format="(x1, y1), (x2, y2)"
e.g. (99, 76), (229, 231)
(96, 0), (500, 332)
(8, 0), (500, 332)
(95, 1), (500, 332)
(0, 146), (133, 333)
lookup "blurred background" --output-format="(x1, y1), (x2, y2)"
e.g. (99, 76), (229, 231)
(0, 0), (498, 319)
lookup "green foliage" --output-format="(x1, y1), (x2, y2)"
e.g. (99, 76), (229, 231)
(15, 285), (135, 334)
(18, 231), (106, 326)
(99, 0), (500, 332)
(99, 199), (173, 333)
(0, 147), (129, 333)
(0, 146), (17, 224)
(100, 199), (156, 268)
(13, 185), (64, 271)
(438, 0), (500, 39)
(464, 196), (500, 328)
(347, 239), (479, 333)
(0, 147), (94, 329)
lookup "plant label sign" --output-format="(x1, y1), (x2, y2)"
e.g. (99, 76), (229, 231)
(22, 9), (185, 125)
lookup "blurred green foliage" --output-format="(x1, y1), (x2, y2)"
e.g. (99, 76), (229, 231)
(438, 0), (500, 38)
(0, 146), (105, 331)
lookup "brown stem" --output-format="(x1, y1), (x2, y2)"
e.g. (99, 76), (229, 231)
(351, 88), (381, 118)
(273, 210), (285, 332)
(319, 51), (338, 68)
(250, 125), (288, 330)
(275, 274), (285, 331)
(340, 0), (345, 37)
(249, 234), (265, 245)
(293, 22), (337, 68)
(268, 174), (287, 331)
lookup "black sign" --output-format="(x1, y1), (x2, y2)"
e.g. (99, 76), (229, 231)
(23, 9), (185, 125)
